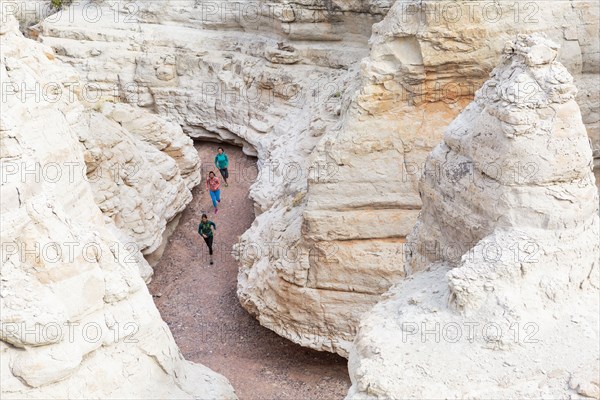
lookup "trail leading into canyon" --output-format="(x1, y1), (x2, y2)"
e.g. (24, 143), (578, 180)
(149, 143), (350, 400)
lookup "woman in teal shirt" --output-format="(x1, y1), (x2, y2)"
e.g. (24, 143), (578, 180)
(214, 147), (229, 186)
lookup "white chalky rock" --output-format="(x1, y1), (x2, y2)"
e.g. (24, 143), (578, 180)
(346, 34), (599, 399)
(0, 13), (236, 399)
(34, 0), (599, 356)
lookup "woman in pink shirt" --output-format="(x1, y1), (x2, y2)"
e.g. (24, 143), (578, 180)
(206, 171), (221, 214)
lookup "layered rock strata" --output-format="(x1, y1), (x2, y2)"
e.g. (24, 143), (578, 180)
(0, 14), (235, 399)
(34, 0), (599, 356)
(296, 0), (599, 355)
(32, 0), (391, 354)
(346, 34), (599, 399)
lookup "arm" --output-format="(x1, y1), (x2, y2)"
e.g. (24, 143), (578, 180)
(214, 155), (219, 168)
(198, 224), (206, 238)
(224, 154), (229, 167)
(210, 221), (216, 233)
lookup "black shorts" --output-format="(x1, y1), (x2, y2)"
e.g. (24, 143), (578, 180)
(203, 235), (214, 255)
(219, 168), (229, 180)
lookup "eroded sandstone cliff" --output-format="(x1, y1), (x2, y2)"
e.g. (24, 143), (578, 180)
(346, 33), (599, 399)
(232, 0), (600, 356)
(0, 14), (235, 398)
(31, 0), (391, 353)
(31, 0), (599, 358)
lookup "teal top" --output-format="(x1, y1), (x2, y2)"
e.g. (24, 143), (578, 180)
(215, 153), (229, 169)
(198, 220), (216, 237)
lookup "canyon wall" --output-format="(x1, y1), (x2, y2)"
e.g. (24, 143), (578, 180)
(346, 34), (599, 399)
(295, 0), (600, 355)
(32, 0), (599, 357)
(0, 13), (235, 398)
(237, 0), (600, 356)
(31, 0), (391, 353)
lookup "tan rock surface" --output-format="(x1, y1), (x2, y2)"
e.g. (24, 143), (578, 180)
(33, 0), (389, 354)
(75, 101), (201, 274)
(34, 0), (599, 357)
(346, 34), (599, 399)
(298, 0), (600, 355)
(1, 14), (235, 399)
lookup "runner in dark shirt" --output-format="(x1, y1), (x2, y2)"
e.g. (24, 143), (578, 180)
(198, 214), (216, 264)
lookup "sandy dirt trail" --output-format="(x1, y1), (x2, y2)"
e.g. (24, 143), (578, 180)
(149, 143), (350, 400)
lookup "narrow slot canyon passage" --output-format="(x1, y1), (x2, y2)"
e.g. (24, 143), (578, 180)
(148, 143), (350, 399)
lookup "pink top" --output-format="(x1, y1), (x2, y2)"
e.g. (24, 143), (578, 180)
(206, 176), (220, 192)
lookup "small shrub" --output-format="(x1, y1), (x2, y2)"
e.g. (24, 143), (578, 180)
(51, 0), (73, 9)
(291, 191), (306, 207)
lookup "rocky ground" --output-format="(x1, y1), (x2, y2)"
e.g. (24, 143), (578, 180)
(149, 143), (350, 400)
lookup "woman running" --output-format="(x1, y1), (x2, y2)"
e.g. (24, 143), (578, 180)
(214, 147), (229, 186)
(206, 171), (221, 214)
(198, 214), (216, 265)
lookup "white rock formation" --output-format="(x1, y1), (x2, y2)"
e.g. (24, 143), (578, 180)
(31, 0), (390, 352)
(346, 34), (599, 399)
(75, 101), (201, 273)
(33, 0), (599, 357)
(0, 14), (235, 399)
(296, 0), (600, 355)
